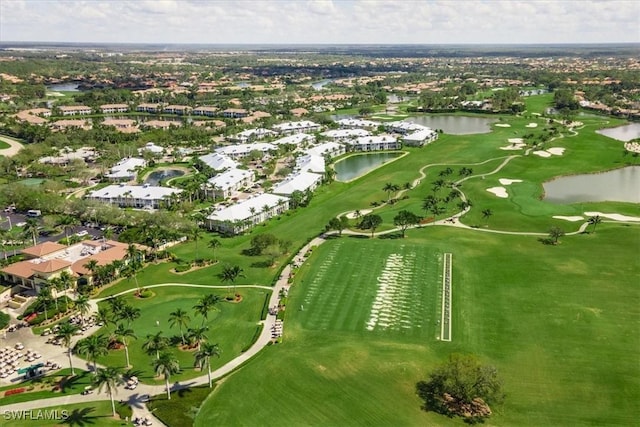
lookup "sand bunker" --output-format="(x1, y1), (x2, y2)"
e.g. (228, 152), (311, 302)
(508, 138), (524, 143)
(487, 187), (508, 198)
(553, 215), (584, 222)
(525, 123), (538, 128)
(547, 147), (565, 155)
(624, 142), (640, 154)
(499, 178), (522, 185)
(584, 212), (640, 222)
(533, 150), (552, 158)
(495, 123), (511, 128)
(500, 143), (526, 151)
(345, 209), (372, 219)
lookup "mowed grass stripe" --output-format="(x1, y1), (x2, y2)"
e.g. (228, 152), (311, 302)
(295, 239), (440, 339)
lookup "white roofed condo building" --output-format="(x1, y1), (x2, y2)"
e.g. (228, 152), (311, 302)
(206, 193), (289, 234)
(295, 154), (325, 174)
(138, 142), (164, 155)
(215, 143), (277, 160)
(346, 135), (400, 152)
(271, 171), (323, 196)
(229, 128), (276, 143)
(205, 168), (254, 200)
(335, 118), (381, 129)
(321, 128), (371, 141)
(137, 103), (164, 113)
(105, 157), (146, 181)
(385, 120), (438, 146)
(86, 184), (183, 209)
(58, 105), (92, 116)
(198, 153), (238, 171)
(306, 142), (345, 158)
(193, 106), (219, 117)
(99, 104), (129, 114)
(163, 105), (192, 115)
(272, 133), (315, 146)
(272, 120), (322, 135)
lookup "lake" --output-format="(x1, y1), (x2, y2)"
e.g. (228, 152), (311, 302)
(46, 83), (80, 92)
(596, 123), (640, 142)
(334, 152), (404, 182)
(311, 79), (333, 90)
(144, 169), (185, 186)
(543, 166), (640, 204)
(408, 115), (496, 135)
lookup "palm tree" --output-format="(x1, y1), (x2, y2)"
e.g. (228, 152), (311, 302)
(588, 215), (602, 233)
(95, 306), (112, 328)
(58, 270), (74, 305)
(382, 182), (398, 202)
(55, 215), (79, 245)
(45, 280), (60, 312)
(193, 298), (213, 327)
(23, 218), (39, 246)
(194, 342), (221, 388)
(154, 352), (180, 400)
(118, 305), (141, 326)
(55, 320), (80, 375)
(187, 326), (208, 351)
(93, 367), (124, 417)
(219, 265), (244, 296)
(191, 227), (202, 261)
(83, 259), (100, 287)
(35, 290), (51, 323)
(107, 296), (126, 318)
(430, 205), (446, 222)
(143, 331), (169, 360)
(74, 295), (91, 326)
(75, 334), (109, 374)
(482, 208), (493, 225)
(113, 323), (136, 368)
(169, 308), (191, 345)
(208, 238), (221, 262)
(125, 244), (142, 292)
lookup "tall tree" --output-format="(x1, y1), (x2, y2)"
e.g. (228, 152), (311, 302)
(125, 244), (142, 293)
(118, 305), (141, 326)
(154, 352), (180, 400)
(481, 209), (493, 225)
(360, 214), (382, 238)
(219, 264), (244, 296)
(75, 334), (109, 374)
(383, 182), (399, 202)
(113, 323), (136, 368)
(191, 227), (202, 261)
(55, 215), (79, 245)
(187, 326), (208, 351)
(143, 331), (169, 360)
(549, 226), (565, 244)
(23, 218), (39, 246)
(74, 295), (91, 326)
(169, 308), (191, 345)
(55, 320), (80, 375)
(208, 238), (221, 262)
(393, 210), (421, 238)
(93, 367), (124, 417)
(194, 342), (221, 388)
(588, 215), (602, 233)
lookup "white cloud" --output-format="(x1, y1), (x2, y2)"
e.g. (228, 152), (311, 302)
(0, 0), (638, 44)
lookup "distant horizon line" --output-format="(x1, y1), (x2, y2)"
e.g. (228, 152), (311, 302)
(1, 41), (638, 47)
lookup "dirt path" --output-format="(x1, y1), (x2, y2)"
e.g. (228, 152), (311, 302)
(0, 135), (25, 157)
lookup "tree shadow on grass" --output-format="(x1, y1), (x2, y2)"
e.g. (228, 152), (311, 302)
(378, 232), (404, 240)
(62, 406), (99, 426)
(250, 260), (273, 268)
(58, 372), (89, 393)
(347, 234), (369, 240)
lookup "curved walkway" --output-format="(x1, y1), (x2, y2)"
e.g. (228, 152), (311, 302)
(2, 237), (326, 426)
(0, 135), (25, 157)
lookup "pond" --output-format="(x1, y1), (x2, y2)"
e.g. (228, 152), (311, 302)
(596, 123), (640, 142)
(311, 79), (334, 90)
(46, 83), (80, 92)
(334, 152), (404, 182)
(407, 115), (496, 135)
(543, 166), (640, 204)
(144, 169), (185, 186)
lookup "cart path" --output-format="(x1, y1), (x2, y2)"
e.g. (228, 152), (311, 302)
(0, 135), (25, 157)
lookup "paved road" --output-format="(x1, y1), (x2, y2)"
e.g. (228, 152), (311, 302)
(0, 135), (24, 157)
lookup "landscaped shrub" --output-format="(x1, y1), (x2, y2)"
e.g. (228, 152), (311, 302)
(4, 387), (26, 396)
(174, 264), (191, 273)
(260, 292), (271, 320)
(138, 289), (153, 298)
(116, 402), (133, 420)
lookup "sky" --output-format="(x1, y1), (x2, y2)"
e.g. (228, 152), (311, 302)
(1, 0), (639, 45)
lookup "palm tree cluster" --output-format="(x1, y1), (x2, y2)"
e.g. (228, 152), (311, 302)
(81, 243), (144, 293)
(420, 167), (470, 222)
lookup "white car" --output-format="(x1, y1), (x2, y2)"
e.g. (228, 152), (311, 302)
(75, 230), (89, 237)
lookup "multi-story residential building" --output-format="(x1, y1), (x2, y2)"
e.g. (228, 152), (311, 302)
(193, 106), (219, 117)
(321, 128), (371, 141)
(346, 135), (400, 152)
(105, 157), (146, 181)
(205, 168), (254, 199)
(206, 193), (289, 234)
(215, 143), (278, 159)
(86, 183), (182, 209)
(271, 171), (323, 196)
(99, 104), (129, 114)
(272, 120), (322, 135)
(222, 108), (248, 118)
(58, 105), (92, 116)
(136, 103), (164, 113)
(198, 153), (238, 171)
(163, 105), (192, 115)
(306, 142), (345, 158)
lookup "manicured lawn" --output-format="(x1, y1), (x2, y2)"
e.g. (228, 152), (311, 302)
(197, 224), (640, 426)
(94, 286), (269, 385)
(149, 384), (214, 427)
(2, 401), (130, 426)
(0, 369), (92, 405)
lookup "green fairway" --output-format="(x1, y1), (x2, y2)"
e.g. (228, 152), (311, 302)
(295, 239), (441, 339)
(197, 224), (640, 426)
(93, 286), (268, 385)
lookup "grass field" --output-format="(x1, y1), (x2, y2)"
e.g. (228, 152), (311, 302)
(197, 224), (640, 426)
(93, 286), (268, 385)
(2, 401), (129, 426)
